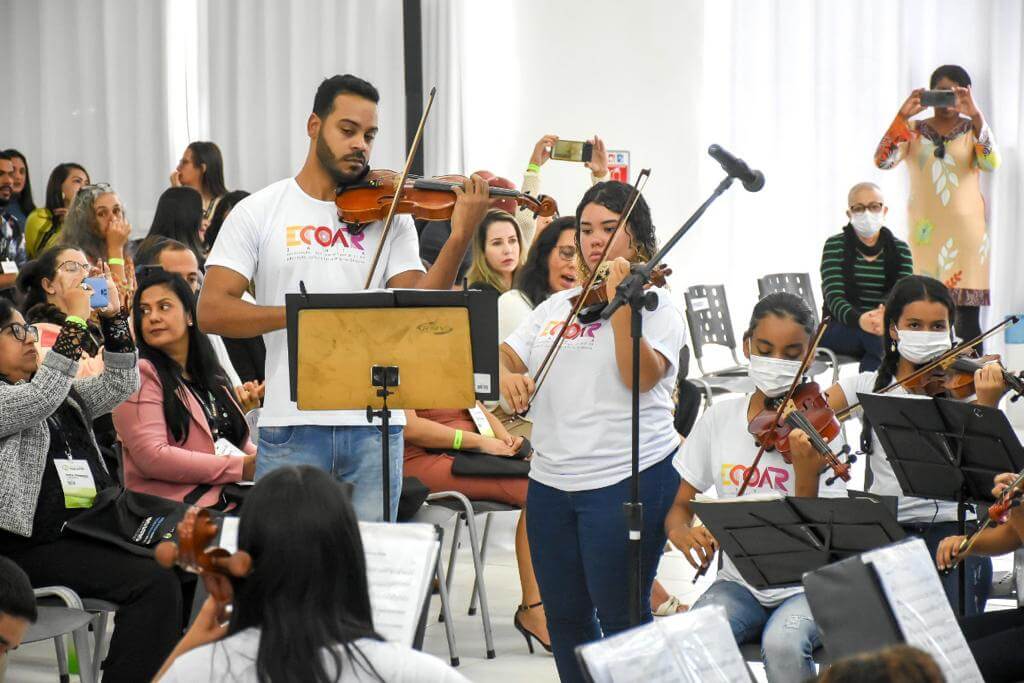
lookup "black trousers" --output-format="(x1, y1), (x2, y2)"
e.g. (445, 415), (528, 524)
(961, 606), (1024, 682)
(8, 536), (185, 682)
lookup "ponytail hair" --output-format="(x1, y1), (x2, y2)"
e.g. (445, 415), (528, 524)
(743, 292), (816, 343)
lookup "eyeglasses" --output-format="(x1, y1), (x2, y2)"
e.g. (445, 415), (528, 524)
(80, 183), (112, 194)
(556, 246), (578, 262)
(849, 202), (884, 214)
(57, 261), (92, 275)
(0, 323), (40, 342)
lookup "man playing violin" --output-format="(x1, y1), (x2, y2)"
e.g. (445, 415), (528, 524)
(664, 292), (848, 683)
(198, 74), (490, 521)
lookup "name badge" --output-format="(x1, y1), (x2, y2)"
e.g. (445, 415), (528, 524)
(214, 438), (247, 457)
(468, 405), (495, 438)
(54, 459), (97, 509)
(0, 261), (18, 275)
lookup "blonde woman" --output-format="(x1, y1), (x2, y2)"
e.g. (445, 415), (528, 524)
(467, 210), (523, 294)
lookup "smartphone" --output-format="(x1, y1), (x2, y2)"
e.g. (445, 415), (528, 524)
(551, 139), (594, 163)
(83, 276), (109, 309)
(920, 89), (956, 108)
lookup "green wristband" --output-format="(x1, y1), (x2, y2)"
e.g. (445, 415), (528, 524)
(453, 429), (464, 450)
(65, 315), (88, 329)
(526, 163), (541, 174)
(107, 257), (125, 266)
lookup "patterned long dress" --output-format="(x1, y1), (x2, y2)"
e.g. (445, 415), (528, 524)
(874, 115), (999, 306)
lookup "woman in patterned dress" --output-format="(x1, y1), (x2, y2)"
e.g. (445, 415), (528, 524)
(874, 64), (999, 344)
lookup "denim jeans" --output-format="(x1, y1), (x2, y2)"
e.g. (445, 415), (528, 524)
(819, 319), (883, 372)
(691, 580), (820, 683)
(525, 453), (680, 683)
(256, 425), (403, 521)
(902, 520), (992, 617)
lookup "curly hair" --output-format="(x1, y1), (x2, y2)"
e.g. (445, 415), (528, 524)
(574, 181), (656, 278)
(59, 183), (119, 262)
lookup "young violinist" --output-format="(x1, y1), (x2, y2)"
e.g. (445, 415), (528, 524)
(197, 74), (491, 521)
(822, 274), (1006, 615)
(664, 292), (847, 683)
(500, 181), (686, 683)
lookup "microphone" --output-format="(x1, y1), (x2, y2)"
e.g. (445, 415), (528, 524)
(707, 144), (765, 192)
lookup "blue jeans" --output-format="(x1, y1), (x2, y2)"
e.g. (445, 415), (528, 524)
(820, 319), (883, 372)
(902, 520), (992, 617)
(256, 425), (403, 522)
(526, 453), (679, 683)
(692, 580), (820, 683)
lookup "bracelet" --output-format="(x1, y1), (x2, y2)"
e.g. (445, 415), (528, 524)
(526, 163), (541, 174)
(107, 257), (125, 266)
(65, 315), (88, 329)
(453, 429), (464, 450)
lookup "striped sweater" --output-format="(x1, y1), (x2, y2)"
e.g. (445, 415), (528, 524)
(820, 232), (914, 328)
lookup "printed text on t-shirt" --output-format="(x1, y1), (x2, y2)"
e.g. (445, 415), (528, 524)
(720, 463), (790, 493)
(285, 224), (366, 263)
(538, 319), (603, 349)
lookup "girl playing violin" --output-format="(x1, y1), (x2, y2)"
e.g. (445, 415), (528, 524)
(664, 292), (847, 683)
(823, 274), (1005, 616)
(500, 181), (686, 683)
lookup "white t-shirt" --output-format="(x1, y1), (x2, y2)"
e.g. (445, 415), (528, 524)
(673, 395), (848, 607)
(504, 286), (685, 491)
(838, 372), (960, 524)
(161, 629), (467, 683)
(205, 178), (424, 428)
(497, 288), (534, 342)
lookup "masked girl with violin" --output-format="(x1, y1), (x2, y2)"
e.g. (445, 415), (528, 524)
(500, 181), (686, 683)
(821, 274), (1006, 616)
(664, 292), (847, 683)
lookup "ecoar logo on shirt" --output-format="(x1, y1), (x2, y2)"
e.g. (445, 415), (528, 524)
(720, 463), (790, 493)
(539, 319), (603, 349)
(285, 224), (366, 263)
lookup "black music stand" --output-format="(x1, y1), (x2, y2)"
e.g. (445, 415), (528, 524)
(690, 497), (904, 589)
(856, 393), (1024, 615)
(286, 287), (499, 521)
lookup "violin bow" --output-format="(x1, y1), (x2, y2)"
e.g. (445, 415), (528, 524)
(836, 315), (1021, 421)
(527, 169), (651, 404)
(363, 86), (438, 289)
(736, 317), (831, 497)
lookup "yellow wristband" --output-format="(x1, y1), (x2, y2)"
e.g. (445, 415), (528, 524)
(107, 257), (125, 266)
(526, 163), (541, 174)
(453, 429), (464, 450)
(65, 315), (88, 329)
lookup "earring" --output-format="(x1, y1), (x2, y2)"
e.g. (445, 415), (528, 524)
(890, 340), (897, 352)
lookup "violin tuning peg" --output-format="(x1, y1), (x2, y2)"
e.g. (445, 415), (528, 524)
(846, 453), (857, 464)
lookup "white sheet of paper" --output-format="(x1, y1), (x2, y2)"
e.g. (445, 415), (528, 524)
(863, 538), (982, 682)
(579, 605), (748, 683)
(218, 516), (240, 554)
(214, 438), (247, 457)
(360, 522), (439, 646)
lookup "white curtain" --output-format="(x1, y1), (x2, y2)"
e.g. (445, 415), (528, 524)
(695, 0), (1024, 356)
(0, 0), (174, 232)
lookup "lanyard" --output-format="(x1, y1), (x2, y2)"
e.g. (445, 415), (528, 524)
(186, 382), (226, 441)
(46, 414), (73, 460)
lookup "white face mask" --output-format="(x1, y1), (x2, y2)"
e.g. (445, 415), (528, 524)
(850, 210), (885, 239)
(896, 329), (952, 364)
(748, 353), (803, 397)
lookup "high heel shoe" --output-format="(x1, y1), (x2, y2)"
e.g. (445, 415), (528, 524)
(514, 601), (552, 654)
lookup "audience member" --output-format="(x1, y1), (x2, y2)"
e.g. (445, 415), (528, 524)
(819, 182), (913, 371)
(0, 153), (27, 292)
(170, 141), (229, 239)
(154, 465), (468, 682)
(113, 269), (255, 508)
(2, 149), (35, 228)
(0, 285), (183, 682)
(58, 183), (132, 297)
(139, 187), (206, 265)
(203, 189), (249, 255)
(467, 209), (523, 295)
(0, 555), (36, 660)
(816, 645), (944, 682)
(24, 163), (89, 258)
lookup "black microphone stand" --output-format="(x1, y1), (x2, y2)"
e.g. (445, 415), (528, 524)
(600, 174), (738, 626)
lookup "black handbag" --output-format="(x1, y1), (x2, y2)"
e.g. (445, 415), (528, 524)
(445, 438), (532, 478)
(65, 487), (226, 557)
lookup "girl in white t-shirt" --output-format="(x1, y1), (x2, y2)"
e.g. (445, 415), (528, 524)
(665, 292), (848, 683)
(154, 465), (466, 683)
(501, 181), (686, 683)
(822, 274), (1007, 617)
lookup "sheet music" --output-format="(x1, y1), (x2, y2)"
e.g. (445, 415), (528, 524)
(360, 522), (439, 646)
(579, 605), (748, 682)
(863, 538), (982, 682)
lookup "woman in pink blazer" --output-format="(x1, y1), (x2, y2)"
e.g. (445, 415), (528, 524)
(113, 269), (256, 508)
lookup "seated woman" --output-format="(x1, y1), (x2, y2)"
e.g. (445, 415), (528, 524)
(112, 270), (255, 508)
(665, 293), (848, 683)
(819, 182), (913, 372)
(466, 209), (524, 295)
(58, 182), (132, 297)
(403, 403), (550, 651)
(0, 279), (184, 682)
(155, 465), (467, 682)
(24, 162), (89, 259)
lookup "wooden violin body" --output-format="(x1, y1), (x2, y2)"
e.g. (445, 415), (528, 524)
(335, 169), (558, 228)
(902, 355), (1024, 402)
(569, 263), (673, 324)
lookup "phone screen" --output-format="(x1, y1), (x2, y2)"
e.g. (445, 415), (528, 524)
(84, 276), (109, 309)
(921, 89), (956, 108)
(552, 140), (586, 162)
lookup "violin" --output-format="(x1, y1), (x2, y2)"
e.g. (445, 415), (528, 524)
(901, 354), (1024, 401)
(948, 469), (1024, 571)
(569, 263), (673, 324)
(155, 508), (251, 621)
(336, 169), (558, 228)
(738, 318), (856, 496)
